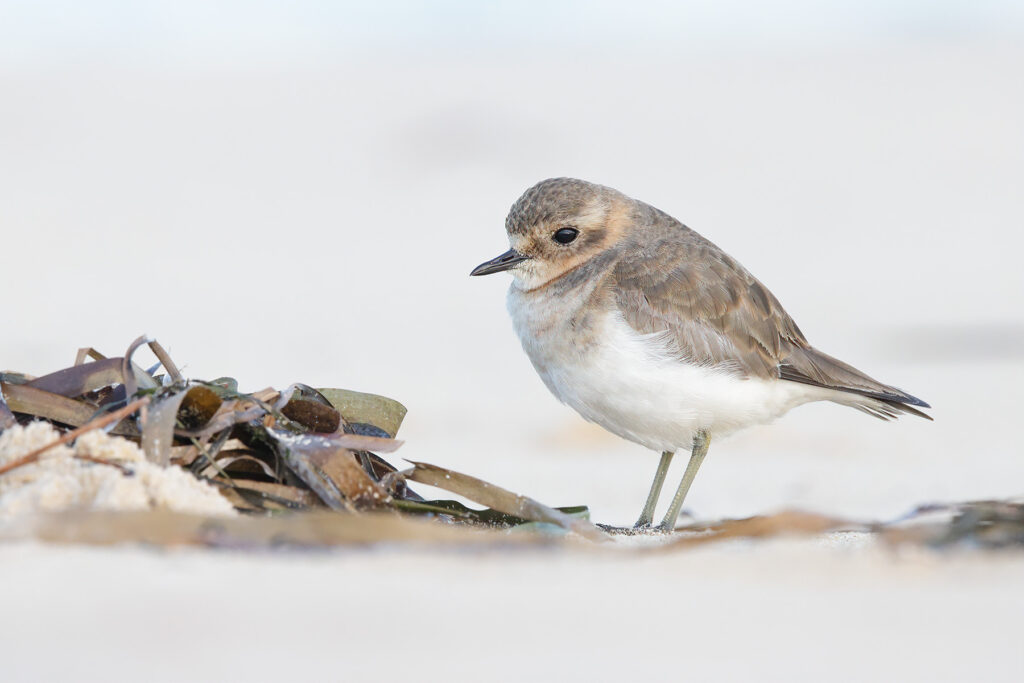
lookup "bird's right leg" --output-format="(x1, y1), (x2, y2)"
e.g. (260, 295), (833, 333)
(658, 431), (710, 531)
(634, 450), (674, 528)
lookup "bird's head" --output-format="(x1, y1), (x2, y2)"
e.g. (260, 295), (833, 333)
(471, 178), (633, 290)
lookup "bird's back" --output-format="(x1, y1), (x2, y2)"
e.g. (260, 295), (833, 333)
(610, 199), (930, 420)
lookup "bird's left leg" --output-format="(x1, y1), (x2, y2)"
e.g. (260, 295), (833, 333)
(658, 431), (710, 531)
(634, 450), (674, 528)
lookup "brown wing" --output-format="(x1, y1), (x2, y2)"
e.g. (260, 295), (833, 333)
(611, 228), (806, 379)
(611, 220), (930, 418)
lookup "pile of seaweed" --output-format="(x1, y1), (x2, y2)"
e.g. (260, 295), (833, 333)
(0, 336), (603, 544)
(1, 336), (1021, 551)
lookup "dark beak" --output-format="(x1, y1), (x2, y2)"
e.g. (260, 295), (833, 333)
(470, 248), (530, 276)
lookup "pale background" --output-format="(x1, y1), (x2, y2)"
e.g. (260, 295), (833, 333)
(1, 2), (1022, 681)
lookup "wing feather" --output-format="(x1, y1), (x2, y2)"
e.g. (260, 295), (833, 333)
(611, 226), (803, 379)
(610, 210), (930, 417)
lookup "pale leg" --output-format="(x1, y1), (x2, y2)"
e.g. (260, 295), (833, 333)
(634, 450), (674, 528)
(658, 431), (711, 531)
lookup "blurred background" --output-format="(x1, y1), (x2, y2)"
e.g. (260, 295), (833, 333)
(1, 0), (1022, 526)
(3, 4), (1024, 682)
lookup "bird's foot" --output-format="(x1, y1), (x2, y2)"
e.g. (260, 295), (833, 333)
(655, 509), (695, 533)
(633, 517), (653, 530)
(596, 523), (665, 536)
(592, 521), (672, 536)
(597, 524), (642, 535)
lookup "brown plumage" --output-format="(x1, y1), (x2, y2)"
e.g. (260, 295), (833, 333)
(473, 177), (930, 530)
(608, 197), (931, 420)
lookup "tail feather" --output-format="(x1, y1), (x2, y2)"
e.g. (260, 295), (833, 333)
(847, 396), (933, 422)
(779, 345), (932, 420)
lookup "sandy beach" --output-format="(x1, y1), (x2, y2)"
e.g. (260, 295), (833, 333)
(1, 8), (1023, 680)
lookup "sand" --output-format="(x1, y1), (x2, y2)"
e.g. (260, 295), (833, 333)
(1, 31), (1022, 683)
(0, 422), (235, 519)
(1, 537), (1022, 682)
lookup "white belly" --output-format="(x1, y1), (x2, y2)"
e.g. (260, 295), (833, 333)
(508, 288), (820, 453)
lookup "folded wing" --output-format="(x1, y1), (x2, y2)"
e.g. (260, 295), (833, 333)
(611, 224), (930, 420)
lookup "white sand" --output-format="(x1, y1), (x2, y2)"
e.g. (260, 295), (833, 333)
(1, 538), (1022, 682)
(0, 422), (235, 518)
(1, 26), (1022, 683)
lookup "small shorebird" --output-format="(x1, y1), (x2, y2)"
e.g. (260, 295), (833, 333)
(471, 178), (931, 531)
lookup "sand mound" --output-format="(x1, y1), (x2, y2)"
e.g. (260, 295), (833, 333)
(0, 422), (235, 519)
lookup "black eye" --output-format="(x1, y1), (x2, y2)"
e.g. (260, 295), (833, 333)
(553, 227), (579, 244)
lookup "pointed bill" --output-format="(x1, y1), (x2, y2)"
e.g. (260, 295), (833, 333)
(470, 248), (529, 276)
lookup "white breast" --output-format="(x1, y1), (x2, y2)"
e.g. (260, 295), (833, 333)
(507, 286), (821, 453)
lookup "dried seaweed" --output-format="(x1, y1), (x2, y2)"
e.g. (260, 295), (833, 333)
(0, 510), (538, 549)
(873, 500), (1024, 549)
(657, 510), (856, 549)
(141, 389), (192, 466)
(0, 338), (599, 541)
(406, 460), (606, 541)
(0, 382), (138, 435)
(645, 501), (1024, 552)
(0, 383), (15, 430)
(317, 388), (406, 438)
(24, 357), (125, 397)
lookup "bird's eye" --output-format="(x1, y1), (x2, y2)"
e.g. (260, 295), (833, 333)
(553, 227), (579, 244)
